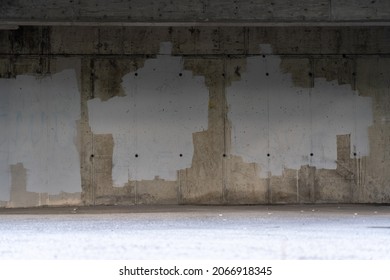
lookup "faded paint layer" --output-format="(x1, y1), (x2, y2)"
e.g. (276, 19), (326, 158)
(88, 43), (208, 186)
(0, 70), (81, 201)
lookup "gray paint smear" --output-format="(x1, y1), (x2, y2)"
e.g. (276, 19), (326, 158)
(227, 51), (372, 177)
(88, 43), (208, 186)
(0, 70), (82, 200)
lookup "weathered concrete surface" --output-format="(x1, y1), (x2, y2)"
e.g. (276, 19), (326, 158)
(1, 0), (390, 25)
(88, 45), (209, 184)
(0, 65), (82, 206)
(356, 57), (390, 203)
(0, 26), (390, 206)
(2, 26), (390, 55)
(0, 205), (389, 259)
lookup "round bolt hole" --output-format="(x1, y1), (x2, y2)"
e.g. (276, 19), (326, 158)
(222, 73), (225, 77)
(267, 153), (270, 157)
(308, 72), (313, 77)
(134, 73), (138, 76)
(266, 72), (269, 76)
(179, 154), (183, 157)
(310, 153), (314, 157)
(90, 154), (94, 158)
(135, 154), (139, 158)
(179, 73), (182, 77)
(223, 154), (227, 158)
(262, 55), (266, 58)
(353, 152), (357, 156)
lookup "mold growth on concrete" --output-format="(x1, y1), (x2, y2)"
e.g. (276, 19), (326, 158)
(0, 69), (82, 202)
(87, 43), (209, 186)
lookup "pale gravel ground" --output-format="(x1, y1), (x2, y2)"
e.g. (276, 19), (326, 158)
(0, 205), (389, 259)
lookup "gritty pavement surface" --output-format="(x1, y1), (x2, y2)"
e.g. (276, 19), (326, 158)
(0, 205), (389, 259)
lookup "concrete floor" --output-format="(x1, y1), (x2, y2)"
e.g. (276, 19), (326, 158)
(0, 205), (389, 259)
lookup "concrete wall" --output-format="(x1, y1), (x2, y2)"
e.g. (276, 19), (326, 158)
(1, 0), (390, 25)
(0, 26), (389, 207)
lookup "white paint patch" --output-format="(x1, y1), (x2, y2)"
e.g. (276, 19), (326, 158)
(227, 54), (372, 177)
(0, 70), (82, 200)
(88, 43), (208, 186)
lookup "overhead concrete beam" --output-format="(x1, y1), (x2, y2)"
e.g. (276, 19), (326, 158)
(0, 25), (19, 30)
(0, 0), (389, 26)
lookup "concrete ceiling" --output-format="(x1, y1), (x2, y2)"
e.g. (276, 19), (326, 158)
(1, 0), (390, 29)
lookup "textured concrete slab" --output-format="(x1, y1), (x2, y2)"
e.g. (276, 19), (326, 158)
(1, 0), (390, 25)
(0, 205), (389, 259)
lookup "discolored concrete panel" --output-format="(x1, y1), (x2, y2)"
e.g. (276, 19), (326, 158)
(88, 43), (209, 186)
(355, 57), (390, 202)
(0, 70), (82, 203)
(227, 49), (373, 179)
